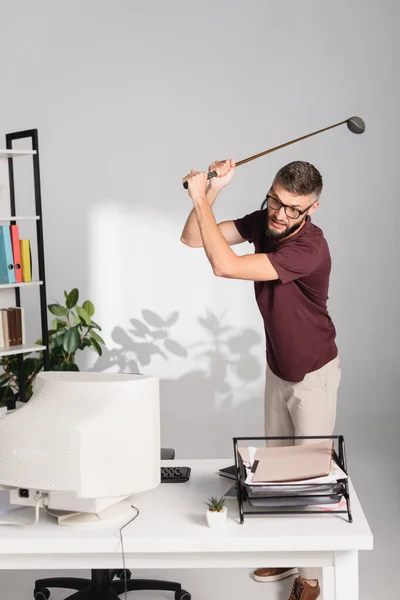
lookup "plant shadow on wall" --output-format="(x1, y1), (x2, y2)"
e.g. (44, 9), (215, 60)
(91, 309), (264, 456)
(90, 309), (188, 373)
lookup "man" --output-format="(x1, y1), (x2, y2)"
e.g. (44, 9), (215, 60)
(181, 159), (341, 600)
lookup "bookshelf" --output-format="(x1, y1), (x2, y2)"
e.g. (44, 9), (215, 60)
(0, 130), (49, 408)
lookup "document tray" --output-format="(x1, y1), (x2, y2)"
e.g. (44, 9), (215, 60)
(246, 482), (343, 497)
(233, 435), (352, 523)
(248, 494), (343, 508)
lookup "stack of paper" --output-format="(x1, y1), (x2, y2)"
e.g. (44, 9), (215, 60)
(239, 440), (348, 483)
(237, 441), (347, 510)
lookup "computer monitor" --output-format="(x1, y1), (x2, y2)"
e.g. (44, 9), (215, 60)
(0, 371), (160, 525)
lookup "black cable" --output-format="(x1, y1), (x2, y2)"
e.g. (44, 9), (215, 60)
(119, 505), (140, 600)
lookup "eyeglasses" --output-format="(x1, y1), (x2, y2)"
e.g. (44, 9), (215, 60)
(262, 194), (317, 220)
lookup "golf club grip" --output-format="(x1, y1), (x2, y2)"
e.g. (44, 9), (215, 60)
(183, 170), (217, 189)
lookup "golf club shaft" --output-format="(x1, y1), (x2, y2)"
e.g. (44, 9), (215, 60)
(183, 119), (348, 189)
(234, 119), (349, 167)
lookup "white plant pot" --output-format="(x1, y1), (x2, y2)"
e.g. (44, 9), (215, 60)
(206, 507), (227, 528)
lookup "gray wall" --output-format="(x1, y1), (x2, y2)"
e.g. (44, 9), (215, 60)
(0, 1), (398, 598)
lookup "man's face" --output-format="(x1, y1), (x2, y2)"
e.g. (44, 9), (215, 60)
(266, 181), (319, 241)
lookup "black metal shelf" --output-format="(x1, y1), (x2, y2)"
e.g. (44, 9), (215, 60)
(2, 129), (49, 407)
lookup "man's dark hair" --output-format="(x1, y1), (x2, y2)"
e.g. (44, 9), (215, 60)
(273, 161), (323, 198)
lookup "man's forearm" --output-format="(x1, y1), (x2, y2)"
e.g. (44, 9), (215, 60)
(180, 186), (219, 247)
(193, 197), (236, 275)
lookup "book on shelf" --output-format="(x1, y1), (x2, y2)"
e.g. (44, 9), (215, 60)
(0, 225), (16, 284)
(10, 224), (22, 283)
(20, 239), (32, 282)
(0, 310), (8, 347)
(0, 307), (26, 348)
(0, 224), (32, 284)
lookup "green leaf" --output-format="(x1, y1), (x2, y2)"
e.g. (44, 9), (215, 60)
(83, 300), (95, 317)
(1, 354), (17, 367)
(59, 361), (79, 371)
(64, 290), (68, 299)
(50, 341), (64, 354)
(2, 361), (20, 376)
(0, 386), (16, 401)
(205, 495), (226, 511)
(72, 312), (81, 325)
(49, 355), (64, 369)
(51, 318), (66, 330)
(90, 320), (102, 331)
(90, 338), (102, 356)
(66, 288), (79, 309)
(63, 327), (80, 353)
(0, 373), (10, 386)
(76, 306), (91, 326)
(48, 303), (68, 317)
(51, 329), (65, 345)
(89, 329), (105, 345)
(23, 358), (39, 377)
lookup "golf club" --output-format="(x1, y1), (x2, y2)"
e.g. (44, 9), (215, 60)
(182, 116), (365, 189)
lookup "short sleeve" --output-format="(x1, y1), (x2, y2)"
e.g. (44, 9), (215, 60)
(267, 240), (319, 284)
(233, 210), (263, 244)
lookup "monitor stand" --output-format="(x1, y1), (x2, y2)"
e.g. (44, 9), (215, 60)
(47, 498), (134, 527)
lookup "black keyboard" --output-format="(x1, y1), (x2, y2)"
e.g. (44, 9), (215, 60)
(161, 466), (191, 483)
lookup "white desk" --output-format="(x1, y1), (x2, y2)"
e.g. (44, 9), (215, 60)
(0, 459), (373, 600)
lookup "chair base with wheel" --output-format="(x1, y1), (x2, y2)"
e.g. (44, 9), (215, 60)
(34, 568), (191, 600)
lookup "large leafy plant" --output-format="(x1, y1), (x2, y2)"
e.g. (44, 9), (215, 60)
(0, 288), (105, 404)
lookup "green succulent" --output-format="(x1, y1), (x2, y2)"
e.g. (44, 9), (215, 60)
(205, 496), (226, 512)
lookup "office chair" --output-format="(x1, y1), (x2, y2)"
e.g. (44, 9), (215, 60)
(33, 448), (191, 600)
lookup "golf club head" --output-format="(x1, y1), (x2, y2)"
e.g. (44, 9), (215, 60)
(347, 116), (365, 134)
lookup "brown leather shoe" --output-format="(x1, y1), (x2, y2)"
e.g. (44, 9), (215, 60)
(288, 577), (320, 600)
(253, 567), (298, 582)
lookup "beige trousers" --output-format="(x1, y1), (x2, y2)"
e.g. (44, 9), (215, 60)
(264, 356), (341, 580)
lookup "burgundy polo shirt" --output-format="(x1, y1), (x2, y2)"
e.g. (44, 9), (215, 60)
(234, 210), (338, 382)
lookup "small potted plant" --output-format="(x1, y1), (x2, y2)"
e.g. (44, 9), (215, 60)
(205, 496), (227, 528)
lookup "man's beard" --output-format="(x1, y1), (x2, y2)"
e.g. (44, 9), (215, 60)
(265, 215), (306, 241)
